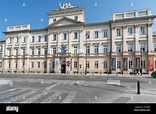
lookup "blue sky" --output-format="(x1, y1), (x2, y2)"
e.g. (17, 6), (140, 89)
(0, 0), (156, 39)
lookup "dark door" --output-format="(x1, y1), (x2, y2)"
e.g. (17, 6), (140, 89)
(61, 62), (66, 73)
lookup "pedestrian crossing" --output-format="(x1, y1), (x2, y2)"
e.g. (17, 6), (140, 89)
(0, 86), (77, 103)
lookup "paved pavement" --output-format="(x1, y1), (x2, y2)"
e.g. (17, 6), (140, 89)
(0, 73), (155, 103)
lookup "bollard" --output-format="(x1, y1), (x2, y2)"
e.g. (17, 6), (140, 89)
(137, 81), (140, 94)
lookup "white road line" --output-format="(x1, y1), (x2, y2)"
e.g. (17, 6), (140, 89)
(0, 88), (18, 94)
(61, 91), (77, 103)
(41, 92), (61, 103)
(0, 89), (27, 100)
(2, 89), (38, 103)
(46, 83), (60, 90)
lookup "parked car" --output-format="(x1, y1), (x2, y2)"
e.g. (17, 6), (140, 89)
(151, 71), (156, 78)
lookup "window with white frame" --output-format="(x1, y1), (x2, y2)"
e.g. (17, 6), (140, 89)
(103, 61), (108, 69)
(74, 61), (77, 68)
(44, 48), (47, 55)
(128, 43), (133, 52)
(129, 61), (133, 69)
(63, 33), (67, 40)
(38, 48), (41, 55)
(94, 31), (99, 38)
(154, 44), (156, 51)
(38, 36), (41, 42)
(116, 44), (121, 52)
(117, 61), (121, 68)
(74, 16), (78, 21)
(86, 61), (90, 68)
(128, 27), (133, 36)
(31, 62), (34, 68)
(16, 37), (19, 43)
(94, 45), (99, 53)
(74, 32), (78, 39)
(116, 28), (121, 36)
(86, 45), (90, 54)
(15, 49), (18, 56)
(94, 61), (98, 69)
(44, 35), (48, 42)
(140, 43), (145, 51)
(103, 45), (108, 53)
(23, 37), (26, 43)
(37, 62), (40, 68)
(86, 31), (90, 39)
(103, 30), (108, 38)
(43, 61), (47, 68)
(31, 48), (34, 55)
(140, 26), (145, 35)
(23, 48), (25, 55)
(8, 49), (11, 56)
(74, 46), (77, 54)
(53, 34), (57, 41)
(31, 36), (35, 43)
(53, 47), (56, 54)
(141, 60), (146, 69)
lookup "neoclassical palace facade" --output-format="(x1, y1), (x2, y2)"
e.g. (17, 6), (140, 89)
(2, 3), (156, 74)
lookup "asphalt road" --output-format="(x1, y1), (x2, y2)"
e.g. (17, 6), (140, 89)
(0, 73), (155, 103)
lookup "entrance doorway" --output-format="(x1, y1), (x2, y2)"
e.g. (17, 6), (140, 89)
(61, 61), (66, 73)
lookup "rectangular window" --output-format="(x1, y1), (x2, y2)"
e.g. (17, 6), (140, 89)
(52, 61), (55, 69)
(103, 30), (108, 38)
(154, 44), (156, 51)
(32, 49), (34, 55)
(53, 18), (56, 22)
(8, 49), (11, 56)
(23, 49), (25, 55)
(86, 45), (90, 54)
(128, 27), (133, 36)
(0, 62), (2, 68)
(63, 33), (67, 40)
(16, 37), (19, 43)
(44, 61), (47, 68)
(117, 61), (121, 68)
(140, 26), (145, 35)
(22, 61), (25, 68)
(140, 43), (145, 52)
(23, 37), (26, 43)
(86, 31), (90, 39)
(15, 62), (17, 68)
(32, 36), (35, 43)
(31, 62), (34, 68)
(116, 28), (121, 36)
(38, 62), (40, 68)
(94, 61), (98, 69)
(86, 61), (90, 69)
(74, 61), (77, 68)
(74, 46), (77, 54)
(15, 49), (18, 56)
(53, 34), (57, 41)
(94, 31), (99, 38)
(74, 32), (78, 39)
(74, 16), (78, 21)
(53, 47), (56, 54)
(44, 35), (48, 42)
(38, 36), (41, 42)
(129, 61), (133, 69)
(128, 43), (133, 52)
(38, 48), (41, 55)
(94, 45), (99, 53)
(141, 60), (146, 69)
(103, 61), (108, 69)
(44, 48), (47, 55)
(103, 45), (108, 53)
(116, 44), (121, 52)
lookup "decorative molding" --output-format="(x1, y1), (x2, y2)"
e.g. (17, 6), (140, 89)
(123, 25), (127, 29)
(147, 23), (153, 27)
(111, 26), (116, 30)
(134, 25), (139, 28)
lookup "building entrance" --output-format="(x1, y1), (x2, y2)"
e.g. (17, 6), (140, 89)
(61, 61), (66, 73)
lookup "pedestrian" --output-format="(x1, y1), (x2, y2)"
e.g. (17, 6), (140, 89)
(136, 68), (139, 75)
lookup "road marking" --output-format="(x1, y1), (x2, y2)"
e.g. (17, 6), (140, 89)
(41, 92), (61, 103)
(0, 88), (17, 94)
(1, 89), (37, 103)
(46, 83), (60, 90)
(61, 91), (77, 103)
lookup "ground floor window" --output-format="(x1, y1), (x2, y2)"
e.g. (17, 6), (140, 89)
(86, 61), (89, 69)
(141, 60), (146, 69)
(103, 61), (108, 69)
(129, 61), (133, 69)
(94, 61), (98, 69)
(117, 61), (121, 69)
(74, 61), (77, 68)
